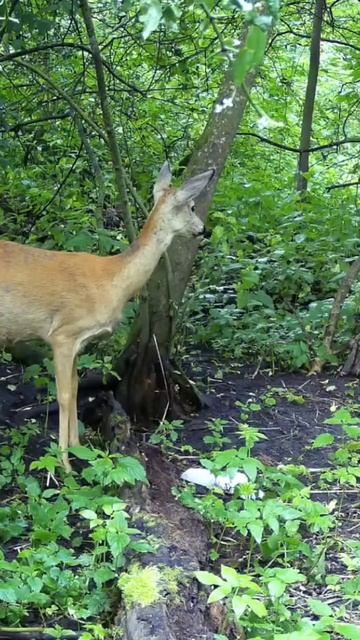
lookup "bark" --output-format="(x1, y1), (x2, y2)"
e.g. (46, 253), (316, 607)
(79, 0), (136, 242)
(296, 0), (325, 193)
(118, 39), (265, 422)
(311, 257), (360, 374)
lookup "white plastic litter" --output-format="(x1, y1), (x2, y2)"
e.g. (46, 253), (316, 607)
(181, 467), (251, 495)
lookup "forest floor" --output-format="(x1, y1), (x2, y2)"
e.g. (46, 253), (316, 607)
(0, 354), (359, 639)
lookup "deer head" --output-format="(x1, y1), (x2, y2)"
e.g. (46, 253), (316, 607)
(152, 161), (215, 239)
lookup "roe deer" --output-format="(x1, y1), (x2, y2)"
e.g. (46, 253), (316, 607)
(0, 163), (214, 471)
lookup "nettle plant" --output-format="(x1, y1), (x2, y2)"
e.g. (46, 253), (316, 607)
(0, 439), (150, 630)
(197, 562), (360, 640)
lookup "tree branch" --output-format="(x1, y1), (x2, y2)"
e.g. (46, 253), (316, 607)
(326, 180), (360, 191)
(238, 131), (360, 153)
(79, 0), (136, 242)
(13, 60), (107, 142)
(0, 113), (71, 133)
(0, 42), (144, 95)
(278, 20), (360, 53)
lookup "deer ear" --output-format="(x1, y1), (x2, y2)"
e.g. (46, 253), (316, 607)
(153, 161), (172, 202)
(175, 168), (215, 205)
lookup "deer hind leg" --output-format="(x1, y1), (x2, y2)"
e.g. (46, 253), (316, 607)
(69, 356), (80, 447)
(52, 341), (76, 472)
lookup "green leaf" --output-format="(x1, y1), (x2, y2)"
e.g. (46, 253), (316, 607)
(266, 515), (279, 534)
(139, 0), (162, 39)
(92, 566), (116, 587)
(243, 458), (258, 482)
(0, 584), (17, 603)
(334, 623), (360, 640)
(233, 25), (267, 86)
(272, 568), (306, 584)
(275, 630), (322, 640)
(309, 599), (333, 617)
(254, 290), (274, 309)
(342, 425), (360, 440)
(80, 509), (98, 520)
(69, 446), (99, 461)
(324, 409), (359, 426)
(248, 521), (264, 544)
(207, 584), (232, 603)
(247, 597), (267, 617)
(312, 433), (334, 448)
(268, 578), (286, 599)
(231, 594), (248, 618)
(221, 565), (241, 587)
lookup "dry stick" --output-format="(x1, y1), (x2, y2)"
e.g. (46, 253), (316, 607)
(153, 333), (170, 424)
(79, 0), (136, 243)
(311, 257), (360, 373)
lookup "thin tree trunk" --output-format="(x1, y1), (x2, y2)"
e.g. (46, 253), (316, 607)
(296, 0), (325, 193)
(311, 257), (360, 373)
(79, 0), (136, 242)
(76, 117), (105, 229)
(118, 43), (266, 421)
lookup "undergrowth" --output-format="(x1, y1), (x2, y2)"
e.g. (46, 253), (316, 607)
(0, 430), (149, 639)
(169, 400), (360, 640)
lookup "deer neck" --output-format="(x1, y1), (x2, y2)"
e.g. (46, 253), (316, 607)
(114, 211), (174, 300)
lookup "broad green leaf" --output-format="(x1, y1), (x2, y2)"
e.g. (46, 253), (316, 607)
(243, 458), (258, 482)
(309, 599), (333, 617)
(69, 446), (99, 461)
(248, 521), (264, 544)
(0, 584), (17, 603)
(233, 25), (268, 86)
(207, 584), (232, 603)
(312, 433), (334, 448)
(266, 515), (280, 534)
(273, 568), (306, 584)
(342, 425), (360, 440)
(334, 623), (360, 640)
(268, 578), (286, 599)
(232, 594), (248, 618)
(80, 509), (98, 520)
(324, 409), (359, 426)
(247, 597), (267, 617)
(221, 565), (241, 587)
(195, 571), (225, 587)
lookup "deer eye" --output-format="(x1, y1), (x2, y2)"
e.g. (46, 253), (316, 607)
(190, 204), (195, 212)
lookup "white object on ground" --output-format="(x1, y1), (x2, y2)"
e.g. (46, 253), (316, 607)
(181, 468), (251, 494)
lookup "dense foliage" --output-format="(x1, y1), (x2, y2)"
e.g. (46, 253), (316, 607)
(1, 0), (358, 372)
(1, 3), (360, 638)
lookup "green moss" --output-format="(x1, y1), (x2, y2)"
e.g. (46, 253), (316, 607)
(160, 567), (183, 603)
(118, 565), (185, 608)
(118, 565), (162, 607)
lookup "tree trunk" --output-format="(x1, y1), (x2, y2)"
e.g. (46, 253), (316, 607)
(296, 0), (325, 193)
(311, 257), (360, 374)
(117, 53), (264, 422)
(79, 0), (136, 242)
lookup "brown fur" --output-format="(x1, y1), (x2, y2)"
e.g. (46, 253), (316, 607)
(0, 165), (213, 470)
